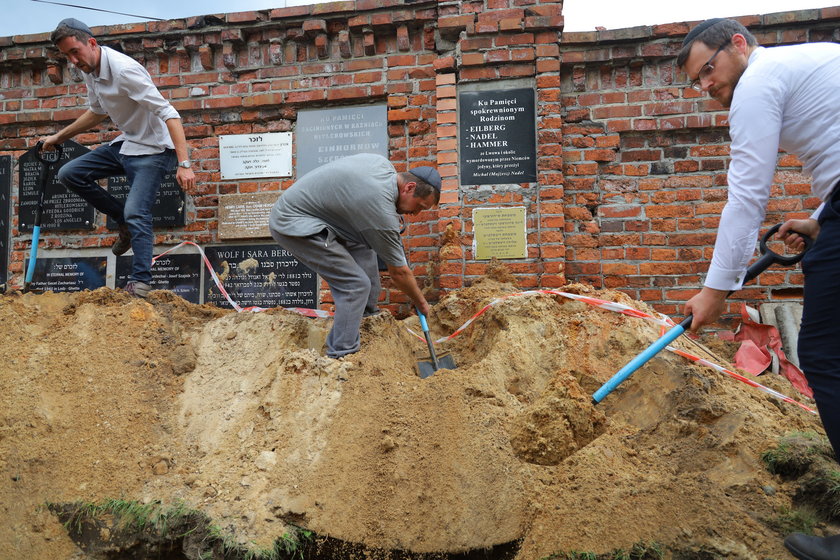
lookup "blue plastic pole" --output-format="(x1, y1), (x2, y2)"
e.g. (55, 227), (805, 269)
(591, 316), (692, 404)
(25, 225), (41, 285)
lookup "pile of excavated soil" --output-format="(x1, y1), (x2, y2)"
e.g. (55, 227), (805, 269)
(0, 277), (827, 559)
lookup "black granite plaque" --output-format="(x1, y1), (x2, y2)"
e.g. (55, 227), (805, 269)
(22, 256), (107, 292)
(18, 140), (95, 231)
(105, 173), (185, 229)
(204, 244), (317, 310)
(115, 253), (201, 303)
(295, 105), (388, 177)
(459, 88), (537, 185)
(0, 155), (10, 285)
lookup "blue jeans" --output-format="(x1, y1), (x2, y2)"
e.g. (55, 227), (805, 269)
(799, 182), (840, 462)
(57, 142), (176, 284)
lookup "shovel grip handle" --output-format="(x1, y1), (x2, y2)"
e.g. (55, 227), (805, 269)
(34, 141), (64, 165)
(418, 311), (430, 333)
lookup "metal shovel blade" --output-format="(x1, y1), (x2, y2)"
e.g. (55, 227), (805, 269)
(415, 308), (457, 378)
(416, 352), (457, 379)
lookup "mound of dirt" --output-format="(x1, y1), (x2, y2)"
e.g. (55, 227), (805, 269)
(0, 278), (827, 559)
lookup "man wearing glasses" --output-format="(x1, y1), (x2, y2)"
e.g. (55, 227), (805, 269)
(678, 19), (840, 559)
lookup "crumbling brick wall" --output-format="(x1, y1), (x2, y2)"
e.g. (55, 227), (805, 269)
(0, 1), (836, 323)
(559, 8), (840, 323)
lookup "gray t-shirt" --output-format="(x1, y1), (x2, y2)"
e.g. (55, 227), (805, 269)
(269, 154), (407, 267)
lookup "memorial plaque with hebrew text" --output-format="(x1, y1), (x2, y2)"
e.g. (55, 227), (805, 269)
(22, 256), (107, 292)
(473, 207), (527, 260)
(116, 253), (201, 303)
(105, 173), (185, 229)
(203, 244), (317, 310)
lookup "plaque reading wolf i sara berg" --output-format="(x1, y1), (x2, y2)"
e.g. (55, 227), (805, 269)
(459, 88), (537, 186)
(0, 155), (10, 284)
(203, 244), (317, 310)
(22, 256), (107, 292)
(220, 133), (293, 180)
(295, 105), (388, 177)
(116, 253), (201, 303)
(18, 140), (95, 231)
(106, 174), (185, 229)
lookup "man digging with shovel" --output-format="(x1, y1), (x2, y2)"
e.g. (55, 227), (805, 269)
(677, 18), (840, 560)
(269, 154), (441, 359)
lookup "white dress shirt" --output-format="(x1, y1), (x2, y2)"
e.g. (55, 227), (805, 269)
(706, 43), (840, 291)
(84, 46), (180, 156)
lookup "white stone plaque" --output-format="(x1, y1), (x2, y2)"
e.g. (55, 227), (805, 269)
(220, 133), (293, 180)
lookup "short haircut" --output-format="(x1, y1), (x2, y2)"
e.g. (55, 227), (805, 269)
(676, 18), (757, 68)
(50, 21), (94, 45)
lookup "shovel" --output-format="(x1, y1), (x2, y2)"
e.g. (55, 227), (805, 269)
(416, 309), (457, 379)
(24, 142), (64, 292)
(592, 223), (813, 404)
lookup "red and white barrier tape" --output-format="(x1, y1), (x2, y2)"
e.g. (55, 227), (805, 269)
(406, 289), (815, 414)
(151, 244), (814, 414)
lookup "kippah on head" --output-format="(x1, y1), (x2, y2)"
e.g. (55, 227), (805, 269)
(56, 18), (93, 37)
(682, 17), (724, 47)
(410, 166), (442, 191)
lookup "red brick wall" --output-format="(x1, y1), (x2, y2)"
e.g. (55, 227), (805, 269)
(559, 8), (840, 324)
(434, 0), (565, 294)
(1, 2), (838, 323)
(0, 1), (440, 313)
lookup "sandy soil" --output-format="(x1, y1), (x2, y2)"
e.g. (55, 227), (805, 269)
(0, 275), (826, 559)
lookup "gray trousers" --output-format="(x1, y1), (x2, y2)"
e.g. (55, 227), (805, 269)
(271, 229), (380, 358)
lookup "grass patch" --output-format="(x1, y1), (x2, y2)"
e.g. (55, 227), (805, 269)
(762, 431), (840, 525)
(49, 499), (312, 560)
(761, 431), (833, 477)
(544, 540), (664, 560)
(764, 506), (819, 535)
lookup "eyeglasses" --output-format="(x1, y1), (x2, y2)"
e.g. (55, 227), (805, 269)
(689, 40), (729, 91)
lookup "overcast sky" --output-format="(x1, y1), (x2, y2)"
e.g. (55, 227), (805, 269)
(2, 0), (838, 37)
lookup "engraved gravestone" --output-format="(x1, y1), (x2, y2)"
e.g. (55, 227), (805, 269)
(459, 88), (537, 185)
(22, 256), (107, 292)
(203, 244), (317, 310)
(105, 173), (185, 229)
(18, 140), (95, 231)
(295, 105), (388, 177)
(0, 155), (10, 285)
(115, 253), (201, 303)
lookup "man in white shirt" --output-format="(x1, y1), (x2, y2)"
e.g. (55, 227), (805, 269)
(40, 18), (195, 297)
(678, 18), (840, 559)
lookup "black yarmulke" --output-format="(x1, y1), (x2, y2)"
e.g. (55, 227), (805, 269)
(682, 18), (725, 46)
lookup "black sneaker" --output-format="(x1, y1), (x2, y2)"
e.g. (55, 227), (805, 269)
(124, 281), (152, 298)
(112, 224), (131, 256)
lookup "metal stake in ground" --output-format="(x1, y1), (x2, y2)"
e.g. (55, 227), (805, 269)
(24, 142), (64, 292)
(592, 223), (812, 404)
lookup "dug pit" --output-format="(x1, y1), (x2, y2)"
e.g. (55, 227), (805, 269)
(0, 278), (827, 559)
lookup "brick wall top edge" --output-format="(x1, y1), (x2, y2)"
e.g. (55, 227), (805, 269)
(0, 0), (438, 44)
(560, 5), (840, 45)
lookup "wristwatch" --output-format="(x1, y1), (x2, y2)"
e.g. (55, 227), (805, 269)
(178, 160), (191, 169)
